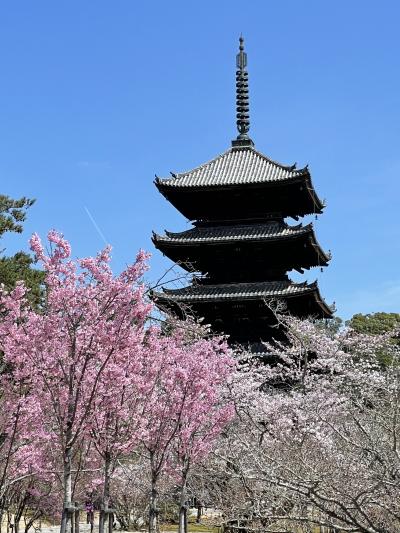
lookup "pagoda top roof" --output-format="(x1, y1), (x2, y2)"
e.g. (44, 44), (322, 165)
(153, 221), (313, 244)
(157, 280), (322, 302)
(155, 145), (309, 190)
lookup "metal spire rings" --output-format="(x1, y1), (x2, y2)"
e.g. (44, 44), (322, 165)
(233, 36), (253, 147)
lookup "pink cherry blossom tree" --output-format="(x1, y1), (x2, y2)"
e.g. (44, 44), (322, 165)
(136, 324), (234, 533)
(169, 334), (234, 533)
(0, 290), (52, 529)
(89, 329), (154, 533)
(0, 231), (151, 533)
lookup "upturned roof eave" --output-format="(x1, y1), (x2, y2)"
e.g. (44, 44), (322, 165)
(155, 171), (325, 217)
(312, 288), (335, 317)
(308, 225), (331, 266)
(152, 224), (330, 267)
(156, 280), (316, 301)
(304, 174), (325, 213)
(154, 168), (310, 190)
(152, 223), (313, 246)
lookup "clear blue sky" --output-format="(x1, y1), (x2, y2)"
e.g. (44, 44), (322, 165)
(1, 1), (399, 320)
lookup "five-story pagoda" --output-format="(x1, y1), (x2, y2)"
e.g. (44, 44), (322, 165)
(152, 37), (333, 346)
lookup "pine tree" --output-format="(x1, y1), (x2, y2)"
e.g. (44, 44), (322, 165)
(0, 194), (44, 308)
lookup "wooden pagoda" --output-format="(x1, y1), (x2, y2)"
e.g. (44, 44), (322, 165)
(152, 37), (333, 346)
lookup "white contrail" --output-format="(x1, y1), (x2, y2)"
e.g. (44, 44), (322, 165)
(84, 206), (109, 246)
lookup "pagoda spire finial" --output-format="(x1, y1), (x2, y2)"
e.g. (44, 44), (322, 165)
(232, 35), (254, 148)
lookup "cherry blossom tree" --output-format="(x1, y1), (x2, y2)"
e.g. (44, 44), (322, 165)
(0, 231), (151, 533)
(169, 335), (234, 533)
(1, 229), (238, 533)
(0, 307), (51, 529)
(205, 315), (400, 533)
(89, 329), (154, 533)
(136, 325), (234, 533)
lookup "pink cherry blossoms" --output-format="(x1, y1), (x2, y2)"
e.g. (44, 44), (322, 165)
(0, 231), (235, 533)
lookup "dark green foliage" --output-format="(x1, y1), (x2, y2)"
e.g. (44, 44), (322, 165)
(0, 194), (44, 308)
(348, 312), (400, 336)
(0, 195), (35, 238)
(348, 312), (400, 367)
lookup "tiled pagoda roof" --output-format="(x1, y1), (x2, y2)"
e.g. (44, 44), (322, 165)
(157, 280), (321, 302)
(153, 222), (313, 244)
(154, 280), (334, 318)
(155, 146), (309, 189)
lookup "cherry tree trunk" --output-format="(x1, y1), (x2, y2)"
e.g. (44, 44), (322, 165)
(148, 451), (160, 533)
(14, 495), (27, 533)
(99, 452), (112, 533)
(178, 506), (188, 533)
(60, 445), (73, 533)
(148, 480), (159, 533)
(99, 511), (105, 533)
(178, 475), (188, 533)
(74, 504), (80, 533)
